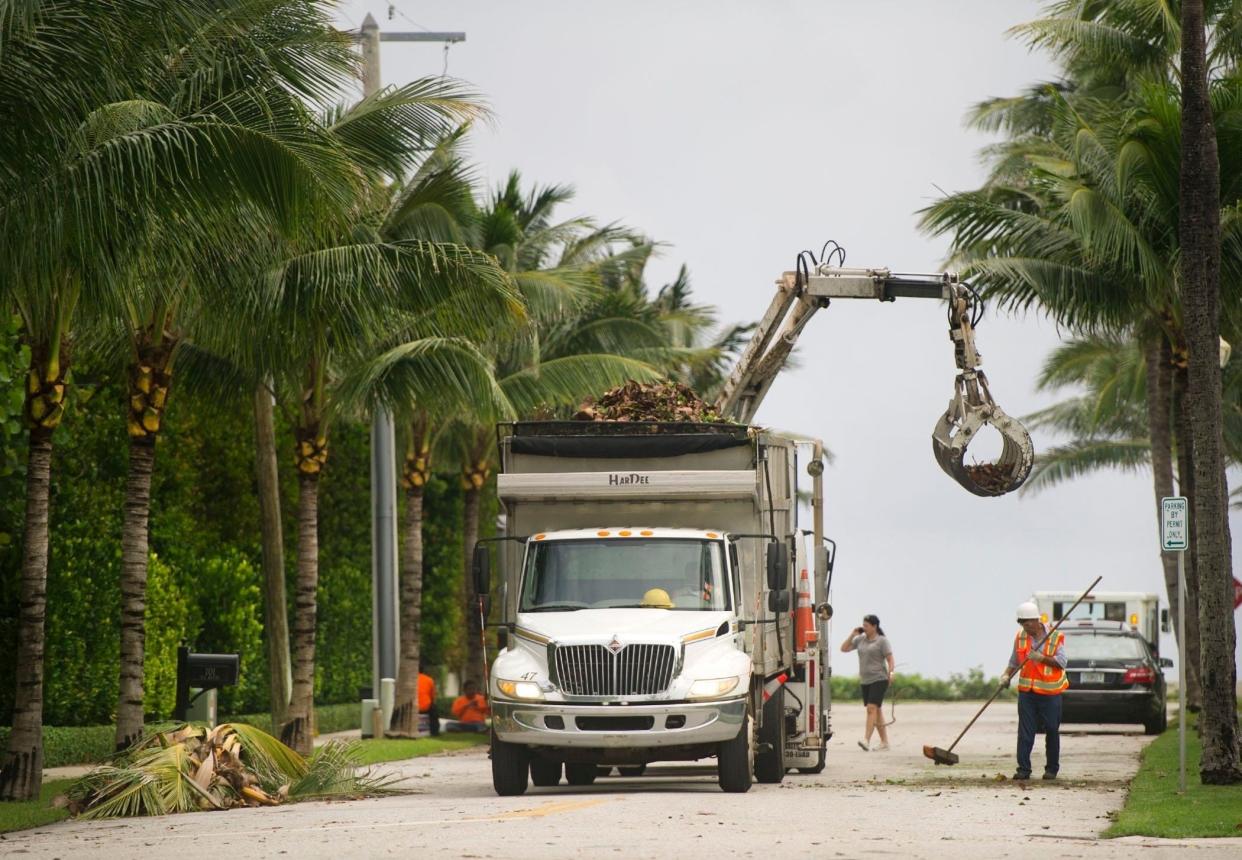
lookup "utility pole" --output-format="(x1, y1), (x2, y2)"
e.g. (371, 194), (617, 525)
(357, 11), (465, 734)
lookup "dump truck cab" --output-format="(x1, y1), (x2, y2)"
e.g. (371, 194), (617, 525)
(490, 527), (753, 751)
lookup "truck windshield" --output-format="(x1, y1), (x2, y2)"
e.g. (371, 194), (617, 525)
(519, 539), (730, 612)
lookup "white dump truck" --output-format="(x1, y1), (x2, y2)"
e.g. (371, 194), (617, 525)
(471, 258), (1036, 794)
(474, 421), (834, 794)
(1032, 590), (1169, 656)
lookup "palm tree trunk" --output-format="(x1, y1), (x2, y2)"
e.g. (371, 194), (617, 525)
(115, 339), (174, 750)
(1172, 366), (1205, 711)
(115, 438), (155, 750)
(462, 486), (485, 689)
(391, 485), (426, 736)
(0, 428), (54, 801)
(253, 382), (291, 730)
(1145, 338), (1202, 706)
(281, 471), (320, 757)
(1179, 0), (1242, 784)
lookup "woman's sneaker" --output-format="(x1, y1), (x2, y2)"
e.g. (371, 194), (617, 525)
(857, 739), (869, 751)
(874, 743), (891, 751)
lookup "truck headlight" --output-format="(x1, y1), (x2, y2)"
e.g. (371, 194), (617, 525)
(497, 679), (544, 700)
(687, 677), (740, 700)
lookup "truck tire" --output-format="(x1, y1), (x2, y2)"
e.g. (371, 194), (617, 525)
(530, 758), (562, 786)
(491, 730), (530, 796)
(717, 715), (753, 793)
(754, 686), (786, 784)
(618, 765), (646, 777)
(564, 763), (597, 786)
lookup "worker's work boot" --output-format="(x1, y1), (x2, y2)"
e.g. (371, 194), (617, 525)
(1042, 771), (1057, 780)
(1012, 771), (1031, 781)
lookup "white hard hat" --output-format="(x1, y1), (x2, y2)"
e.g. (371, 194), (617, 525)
(1016, 601), (1040, 621)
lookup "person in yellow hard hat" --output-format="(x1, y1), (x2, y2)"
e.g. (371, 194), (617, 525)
(1000, 601), (1068, 781)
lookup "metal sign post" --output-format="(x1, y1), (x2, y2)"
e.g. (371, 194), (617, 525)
(1161, 495), (1188, 792)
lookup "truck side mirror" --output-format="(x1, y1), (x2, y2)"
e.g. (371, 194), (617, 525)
(472, 544), (491, 598)
(766, 542), (788, 591)
(815, 545), (831, 576)
(496, 626), (510, 651)
(768, 591), (790, 613)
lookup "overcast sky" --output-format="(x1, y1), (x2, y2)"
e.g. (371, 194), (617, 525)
(340, 1), (1241, 679)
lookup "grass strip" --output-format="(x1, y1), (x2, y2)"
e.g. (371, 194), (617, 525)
(0, 778), (75, 834)
(353, 733), (489, 766)
(0, 703), (361, 770)
(1106, 714), (1242, 838)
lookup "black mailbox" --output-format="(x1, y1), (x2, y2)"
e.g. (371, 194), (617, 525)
(174, 646), (239, 721)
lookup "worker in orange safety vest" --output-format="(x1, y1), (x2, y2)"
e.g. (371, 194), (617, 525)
(999, 601), (1068, 780)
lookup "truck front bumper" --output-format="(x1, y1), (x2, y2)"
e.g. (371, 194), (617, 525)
(492, 697), (746, 748)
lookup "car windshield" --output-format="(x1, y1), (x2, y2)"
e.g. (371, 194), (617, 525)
(519, 538), (730, 612)
(1064, 634), (1147, 660)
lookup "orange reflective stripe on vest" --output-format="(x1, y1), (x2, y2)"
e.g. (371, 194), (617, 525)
(1015, 629), (1068, 695)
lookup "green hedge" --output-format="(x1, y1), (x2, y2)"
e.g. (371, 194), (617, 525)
(1, 355), (477, 726)
(0, 702), (362, 768)
(831, 667), (1010, 701)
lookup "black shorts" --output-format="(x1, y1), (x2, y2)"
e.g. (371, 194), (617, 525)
(861, 680), (889, 706)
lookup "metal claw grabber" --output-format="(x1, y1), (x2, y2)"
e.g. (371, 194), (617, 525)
(931, 285), (1034, 496)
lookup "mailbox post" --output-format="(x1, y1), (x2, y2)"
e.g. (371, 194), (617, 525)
(174, 647), (240, 723)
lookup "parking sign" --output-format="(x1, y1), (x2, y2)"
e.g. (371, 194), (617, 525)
(1161, 496), (1188, 551)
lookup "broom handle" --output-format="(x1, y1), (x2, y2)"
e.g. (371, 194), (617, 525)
(945, 575), (1103, 754)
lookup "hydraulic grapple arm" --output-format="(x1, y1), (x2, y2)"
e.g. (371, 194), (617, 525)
(714, 265), (1034, 497)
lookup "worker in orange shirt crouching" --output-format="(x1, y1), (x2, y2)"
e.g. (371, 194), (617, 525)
(445, 680), (490, 733)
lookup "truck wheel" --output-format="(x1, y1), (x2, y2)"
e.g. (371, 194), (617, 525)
(717, 715), (753, 793)
(491, 729), (530, 796)
(618, 765), (646, 777)
(564, 763), (597, 786)
(530, 758), (562, 786)
(754, 686), (786, 784)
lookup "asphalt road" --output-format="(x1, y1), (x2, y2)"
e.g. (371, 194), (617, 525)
(6, 702), (1240, 859)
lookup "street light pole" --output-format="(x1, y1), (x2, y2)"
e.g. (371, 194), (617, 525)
(357, 11), (465, 734)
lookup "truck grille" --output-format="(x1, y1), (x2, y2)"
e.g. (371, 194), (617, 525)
(554, 643), (676, 696)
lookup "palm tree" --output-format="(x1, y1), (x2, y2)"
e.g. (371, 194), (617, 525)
(333, 136), (514, 737)
(0, 0), (362, 800)
(921, 64), (1242, 712)
(1178, 0), (1241, 783)
(106, 72), (497, 751)
(444, 175), (673, 686)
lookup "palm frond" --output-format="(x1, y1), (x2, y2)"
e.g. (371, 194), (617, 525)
(1020, 438), (1152, 494)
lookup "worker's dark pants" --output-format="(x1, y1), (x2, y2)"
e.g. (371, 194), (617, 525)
(421, 703), (441, 737)
(1016, 691), (1061, 776)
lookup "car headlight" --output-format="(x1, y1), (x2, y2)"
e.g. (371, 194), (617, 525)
(687, 677), (740, 700)
(497, 679), (544, 700)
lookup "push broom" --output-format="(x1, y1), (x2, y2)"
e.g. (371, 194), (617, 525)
(922, 575), (1102, 766)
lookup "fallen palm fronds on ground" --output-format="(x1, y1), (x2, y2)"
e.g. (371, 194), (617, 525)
(65, 723), (404, 818)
